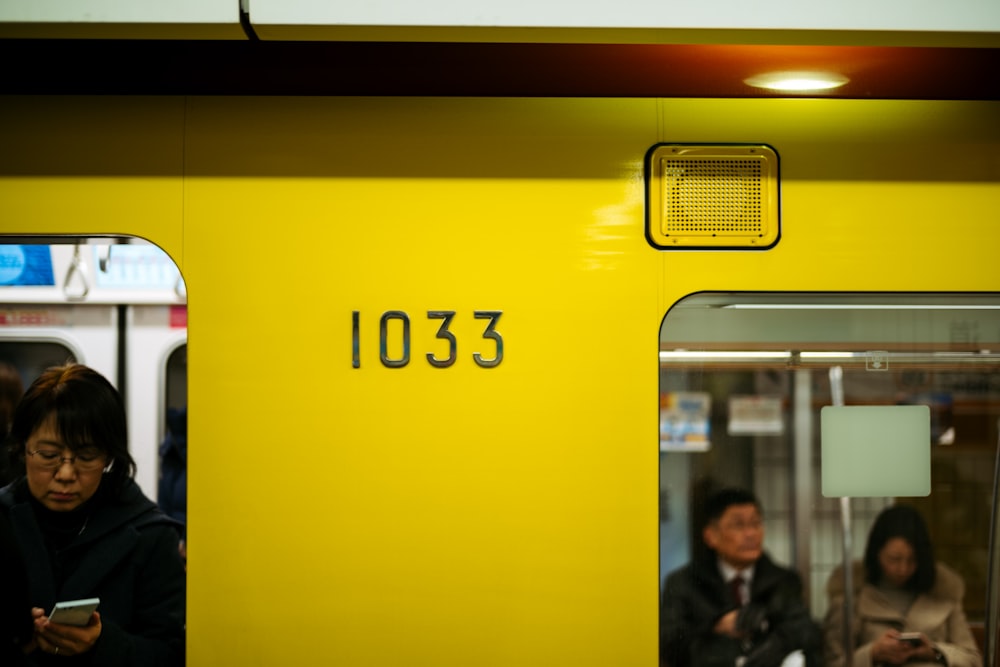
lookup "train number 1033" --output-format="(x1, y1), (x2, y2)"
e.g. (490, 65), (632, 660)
(352, 310), (504, 369)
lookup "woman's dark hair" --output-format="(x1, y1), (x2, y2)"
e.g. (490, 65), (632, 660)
(863, 504), (936, 592)
(5, 363), (136, 495)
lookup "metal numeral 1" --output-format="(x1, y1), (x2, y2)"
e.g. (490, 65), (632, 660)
(352, 311), (361, 368)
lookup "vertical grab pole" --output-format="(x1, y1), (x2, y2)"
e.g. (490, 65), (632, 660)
(829, 366), (854, 667)
(794, 369), (814, 607)
(839, 496), (854, 662)
(984, 421), (1000, 667)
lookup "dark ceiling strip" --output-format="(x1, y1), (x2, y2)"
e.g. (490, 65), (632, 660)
(1, 40), (997, 99)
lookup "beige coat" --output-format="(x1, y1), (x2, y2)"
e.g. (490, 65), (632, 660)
(823, 562), (981, 667)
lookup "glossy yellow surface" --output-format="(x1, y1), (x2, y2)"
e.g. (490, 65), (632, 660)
(1, 96), (998, 665)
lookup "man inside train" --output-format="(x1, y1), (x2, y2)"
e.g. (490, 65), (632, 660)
(660, 487), (821, 667)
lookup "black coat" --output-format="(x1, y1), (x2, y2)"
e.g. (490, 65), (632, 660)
(661, 552), (821, 667)
(0, 479), (185, 667)
(0, 508), (32, 665)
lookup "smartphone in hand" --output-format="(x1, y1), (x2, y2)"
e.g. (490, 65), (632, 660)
(48, 598), (100, 626)
(898, 632), (923, 647)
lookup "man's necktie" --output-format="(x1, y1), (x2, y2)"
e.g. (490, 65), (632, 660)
(729, 575), (745, 607)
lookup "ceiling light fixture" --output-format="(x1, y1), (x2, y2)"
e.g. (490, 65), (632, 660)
(659, 350), (792, 361)
(744, 71), (850, 92)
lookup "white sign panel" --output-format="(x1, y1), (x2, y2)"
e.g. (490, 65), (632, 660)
(728, 395), (784, 436)
(821, 405), (931, 498)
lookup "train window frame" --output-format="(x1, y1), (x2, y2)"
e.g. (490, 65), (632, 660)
(658, 291), (1000, 627)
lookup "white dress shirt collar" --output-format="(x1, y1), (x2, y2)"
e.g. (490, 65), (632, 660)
(719, 559), (755, 586)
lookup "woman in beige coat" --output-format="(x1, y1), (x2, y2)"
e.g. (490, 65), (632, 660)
(823, 505), (981, 667)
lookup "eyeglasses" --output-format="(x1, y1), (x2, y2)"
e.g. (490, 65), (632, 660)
(719, 519), (764, 532)
(26, 448), (109, 472)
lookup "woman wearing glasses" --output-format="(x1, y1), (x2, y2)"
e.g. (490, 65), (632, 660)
(0, 364), (184, 666)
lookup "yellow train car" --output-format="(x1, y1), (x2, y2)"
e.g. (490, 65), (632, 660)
(1, 14), (999, 666)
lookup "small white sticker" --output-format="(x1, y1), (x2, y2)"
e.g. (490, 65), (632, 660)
(866, 350), (889, 371)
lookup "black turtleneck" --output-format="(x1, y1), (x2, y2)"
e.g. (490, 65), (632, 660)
(22, 485), (101, 588)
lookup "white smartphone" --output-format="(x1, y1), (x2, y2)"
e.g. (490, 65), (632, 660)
(898, 632), (923, 646)
(48, 598), (100, 626)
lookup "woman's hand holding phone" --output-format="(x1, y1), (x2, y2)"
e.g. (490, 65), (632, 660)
(31, 602), (103, 658)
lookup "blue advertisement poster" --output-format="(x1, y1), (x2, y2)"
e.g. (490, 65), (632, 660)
(0, 246), (55, 286)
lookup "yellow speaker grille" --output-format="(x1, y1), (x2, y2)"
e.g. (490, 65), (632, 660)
(647, 145), (779, 249)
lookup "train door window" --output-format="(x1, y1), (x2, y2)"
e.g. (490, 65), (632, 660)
(159, 343), (188, 534)
(165, 343), (187, 412)
(0, 341), (77, 387)
(659, 293), (1000, 643)
(0, 339), (77, 428)
(0, 237), (188, 658)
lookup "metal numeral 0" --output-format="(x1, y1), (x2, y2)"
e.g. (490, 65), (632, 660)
(379, 311), (411, 368)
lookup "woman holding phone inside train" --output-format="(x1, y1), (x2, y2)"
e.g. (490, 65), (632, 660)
(823, 505), (982, 667)
(0, 364), (184, 665)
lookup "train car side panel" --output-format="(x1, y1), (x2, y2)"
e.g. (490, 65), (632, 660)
(0, 96), (998, 665)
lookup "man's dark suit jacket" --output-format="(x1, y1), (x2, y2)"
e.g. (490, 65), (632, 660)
(661, 552), (821, 667)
